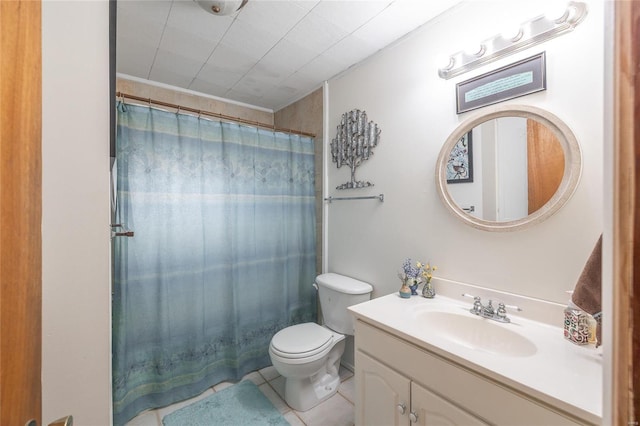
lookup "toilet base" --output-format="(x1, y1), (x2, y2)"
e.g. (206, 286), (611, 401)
(284, 367), (341, 411)
(282, 338), (345, 411)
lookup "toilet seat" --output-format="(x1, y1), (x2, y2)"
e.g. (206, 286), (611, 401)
(270, 323), (334, 359)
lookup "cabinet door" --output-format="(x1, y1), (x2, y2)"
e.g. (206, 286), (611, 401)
(411, 382), (488, 426)
(355, 351), (411, 426)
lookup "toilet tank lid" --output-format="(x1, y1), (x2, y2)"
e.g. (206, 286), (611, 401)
(316, 273), (373, 295)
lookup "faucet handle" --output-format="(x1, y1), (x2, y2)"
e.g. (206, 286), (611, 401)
(462, 294), (483, 315)
(496, 303), (508, 320)
(495, 302), (522, 323)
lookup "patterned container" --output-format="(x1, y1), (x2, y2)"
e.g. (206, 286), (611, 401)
(564, 307), (589, 345)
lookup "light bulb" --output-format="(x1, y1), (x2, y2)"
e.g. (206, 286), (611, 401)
(500, 26), (523, 42)
(544, 1), (570, 22)
(464, 44), (485, 57)
(437, 54), (455, 71)
(563, 5), (580, 23)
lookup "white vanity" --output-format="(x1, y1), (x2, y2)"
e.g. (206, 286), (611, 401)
(348, 293), (601, 426)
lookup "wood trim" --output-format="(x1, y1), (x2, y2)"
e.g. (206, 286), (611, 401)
(630, 0), (640, 420)
(613, 1), (637, 424)
(0, 1), (42, 425)
(116, 92), (316, 138)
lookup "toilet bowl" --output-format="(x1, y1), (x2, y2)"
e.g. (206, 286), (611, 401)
(268, 273), (372, 411)
(269, 322), (346, 411)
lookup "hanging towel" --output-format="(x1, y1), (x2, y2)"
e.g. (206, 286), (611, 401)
(571, 234), (602, 346)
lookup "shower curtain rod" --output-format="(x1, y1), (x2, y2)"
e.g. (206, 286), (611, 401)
(115, 92), (316, 138)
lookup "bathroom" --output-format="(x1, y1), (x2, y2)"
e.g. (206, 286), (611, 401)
(28, 0), (630, 425)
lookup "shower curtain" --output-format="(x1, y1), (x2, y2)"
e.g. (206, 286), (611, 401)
(112, 103), (317, 425)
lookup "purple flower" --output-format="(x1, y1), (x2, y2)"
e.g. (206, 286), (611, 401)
(402, 258), (422, 280)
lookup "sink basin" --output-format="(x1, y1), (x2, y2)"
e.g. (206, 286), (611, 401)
(413, 310), (537, 357)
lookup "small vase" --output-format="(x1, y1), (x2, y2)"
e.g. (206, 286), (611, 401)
(399, 284), (411, 299)
(422, 281), (436, 298)
(409, 283), (419, 295)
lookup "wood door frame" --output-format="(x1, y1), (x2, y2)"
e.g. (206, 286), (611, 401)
(613, 1), (637, 424)
(0, 0), (43, 425)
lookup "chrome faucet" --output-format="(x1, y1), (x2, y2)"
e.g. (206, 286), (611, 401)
(470, 296), (483, 315)
(462, 294), (521, 323)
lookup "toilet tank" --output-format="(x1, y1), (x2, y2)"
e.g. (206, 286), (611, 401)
(316, 273), (373, 335)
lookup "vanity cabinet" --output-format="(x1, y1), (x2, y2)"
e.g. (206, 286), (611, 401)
(356, 351), (409, 425)
(354, 319), (589, 426)
(411, 379), (488, 426)
(357, 351), (487, 425)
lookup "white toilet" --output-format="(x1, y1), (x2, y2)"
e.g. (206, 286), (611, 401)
(268, 273), (373, 411)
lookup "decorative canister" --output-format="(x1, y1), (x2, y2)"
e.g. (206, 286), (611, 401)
(564, 305), (589, 345)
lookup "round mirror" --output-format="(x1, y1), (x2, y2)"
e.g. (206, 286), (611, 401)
(435, 105), (581, 232)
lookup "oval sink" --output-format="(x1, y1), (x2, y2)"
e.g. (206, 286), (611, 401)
(414, 310), (537, 357)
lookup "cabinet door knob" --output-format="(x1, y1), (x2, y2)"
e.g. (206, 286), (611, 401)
(409, 411), (419, 423)
(396, 403), (407, 415)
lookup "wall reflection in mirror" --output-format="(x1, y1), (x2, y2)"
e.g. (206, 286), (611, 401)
(436, 105), (581, 232)
(447, 117), (564, 222)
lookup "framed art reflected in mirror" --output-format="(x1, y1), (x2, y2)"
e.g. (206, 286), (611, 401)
(446, 131), (473, 184)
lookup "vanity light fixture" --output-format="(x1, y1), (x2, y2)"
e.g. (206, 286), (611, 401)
(194, 0), (248, 16)
(438, 1), (587, 79)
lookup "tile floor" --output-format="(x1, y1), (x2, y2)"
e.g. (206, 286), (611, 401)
(125, 365), (356, 426)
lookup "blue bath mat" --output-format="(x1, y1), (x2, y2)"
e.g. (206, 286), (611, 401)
(162, 380), (289, 426)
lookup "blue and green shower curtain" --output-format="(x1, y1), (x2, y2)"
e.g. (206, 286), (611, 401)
(112, 103), (317, 424)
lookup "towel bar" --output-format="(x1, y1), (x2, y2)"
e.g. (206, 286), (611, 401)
(324, 194), (384, 203)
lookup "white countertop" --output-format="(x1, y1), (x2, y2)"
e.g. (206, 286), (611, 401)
(349, 293), (602, 424)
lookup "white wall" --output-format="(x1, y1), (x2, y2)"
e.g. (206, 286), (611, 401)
(326, 0), (604, 304)
(495, 117), (528, 221)
(42, 1), (112, 424)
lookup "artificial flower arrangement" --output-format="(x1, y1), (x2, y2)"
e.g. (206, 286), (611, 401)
(421, 261), (437, 298)
(399, 258), (423, 287)
(421, 262), (437, 284)
(398, 258), (437, 298)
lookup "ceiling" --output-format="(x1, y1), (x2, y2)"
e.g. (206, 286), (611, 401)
(116, 0), (461, 111)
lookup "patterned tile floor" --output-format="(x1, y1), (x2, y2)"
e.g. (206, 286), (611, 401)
(125, 365), (355, 426)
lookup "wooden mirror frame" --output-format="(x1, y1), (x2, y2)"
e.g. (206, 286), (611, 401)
(435, 104), (582, 232)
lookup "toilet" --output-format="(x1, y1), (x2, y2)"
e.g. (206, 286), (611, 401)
(268, 273), (373, 411)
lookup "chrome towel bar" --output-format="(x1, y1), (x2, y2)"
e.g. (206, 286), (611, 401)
(324, 194), (384, 203)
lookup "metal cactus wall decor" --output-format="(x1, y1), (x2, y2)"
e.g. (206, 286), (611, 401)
(330, 109), (381, 190)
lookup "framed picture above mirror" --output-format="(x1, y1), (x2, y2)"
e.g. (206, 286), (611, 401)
(456, 52), (546, 114)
